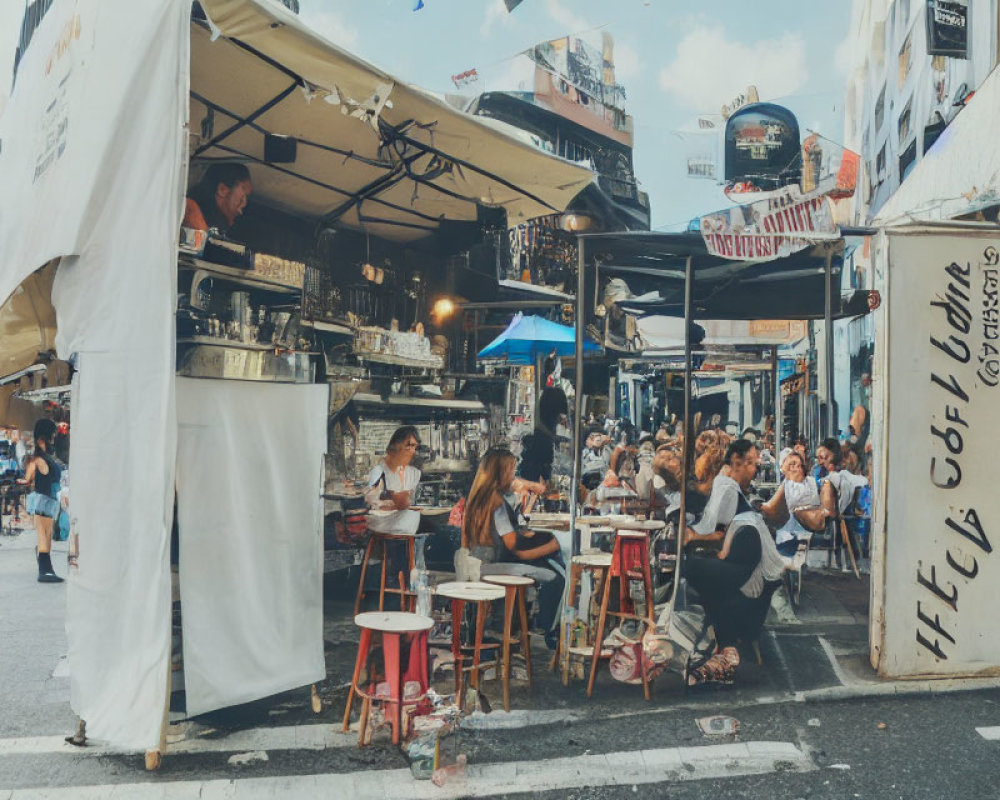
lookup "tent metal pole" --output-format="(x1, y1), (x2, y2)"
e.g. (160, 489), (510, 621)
(771, 347), (781, 450)
(670, 255), (694, 608)
(824, 252), (835, 438)
(570, 237), (585, 557)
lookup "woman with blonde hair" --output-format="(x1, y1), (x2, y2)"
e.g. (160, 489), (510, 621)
(463, 448), (564, 646)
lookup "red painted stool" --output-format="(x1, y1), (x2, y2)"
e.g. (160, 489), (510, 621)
(342, 611), (433, 746)
(587, 525), (659, 700)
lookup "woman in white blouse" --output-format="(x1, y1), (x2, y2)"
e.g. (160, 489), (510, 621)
(365, 426), (422, 535)
(761, 451), (825, 557)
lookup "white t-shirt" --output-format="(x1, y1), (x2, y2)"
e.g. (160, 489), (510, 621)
(365, 461), (421, 534)
(691, 475), (741, 536)
(775, 477), (820, 545)
(825, 470), (869, 514)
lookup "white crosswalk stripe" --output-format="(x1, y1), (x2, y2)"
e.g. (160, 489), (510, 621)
(976, 726), (1000, 740)
(1, 740), (815, 799)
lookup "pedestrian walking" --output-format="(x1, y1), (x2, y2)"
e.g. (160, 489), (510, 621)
(17, 419), (64, 583)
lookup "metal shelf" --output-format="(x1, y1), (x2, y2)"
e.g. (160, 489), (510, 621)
(300, 319), (353, 336)
(354, 351), (444, 369)
(178, 256), (301, 309)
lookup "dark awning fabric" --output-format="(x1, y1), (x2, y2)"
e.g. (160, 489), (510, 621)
(580, 231), (870, 320)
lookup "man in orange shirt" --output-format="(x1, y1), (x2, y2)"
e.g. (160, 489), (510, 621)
(182, 163), (253, 234)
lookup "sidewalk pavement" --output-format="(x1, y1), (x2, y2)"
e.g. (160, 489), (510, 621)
(0, 524), (76, 740)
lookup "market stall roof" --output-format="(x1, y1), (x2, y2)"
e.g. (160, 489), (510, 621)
(0, 263), (58, 383)
(193, 0), (596, 242)
(478, 312), (601, 365)
(580, 231), (870, 320)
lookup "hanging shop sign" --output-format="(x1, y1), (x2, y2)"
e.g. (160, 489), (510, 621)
(451, 68), (480, 90)
(724, 103), (801, 192)
(925, 0), (969, 59)
(800, 134), (860, 198)
(721, 85), (759, 120)
(875, 225), (1000, 678)
(699, 185), (837, 261)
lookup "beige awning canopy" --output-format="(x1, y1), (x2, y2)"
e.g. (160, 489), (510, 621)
(193, 0), (596, 242)
(0, 262), (58, 380)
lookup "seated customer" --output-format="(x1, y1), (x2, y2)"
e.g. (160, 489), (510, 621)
(462, 448), (565, 647)
(760, 451), (824, 557)
(683, 439), (786, 684)
(365, 426), (422, 534)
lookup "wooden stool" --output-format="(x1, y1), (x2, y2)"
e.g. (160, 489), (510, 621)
(480, 574), (535, 711)
(342, 611), (433, 746)
(354, 531), (417, 615)
(587, 530), (656, 699)
(553, 552), (613, 686)
(434, 581), (505, 709)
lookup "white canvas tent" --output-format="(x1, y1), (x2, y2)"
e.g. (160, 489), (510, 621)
(0, 0), (593, 750)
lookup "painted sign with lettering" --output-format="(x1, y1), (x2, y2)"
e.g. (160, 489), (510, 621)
(875, 225), (1000, 678)
(925, 0), (968, 59)
(699, 185), (837, 261)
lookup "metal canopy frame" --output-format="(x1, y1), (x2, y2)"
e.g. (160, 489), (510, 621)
(569, 230), (871, 605)
(189, 19), (570, 238)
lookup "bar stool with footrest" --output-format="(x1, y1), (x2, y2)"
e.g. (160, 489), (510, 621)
(354, 531), (417, 614)
(342, 611), (433, 746)
(587, 522), (660, 699)
(480, 573), (536, 711)
(434, 581), (506, 709)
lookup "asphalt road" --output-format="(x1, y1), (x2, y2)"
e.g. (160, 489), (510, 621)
(1, 683), (998, 798)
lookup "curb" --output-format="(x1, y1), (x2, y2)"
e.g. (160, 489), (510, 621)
(796, 675), (1000, 703)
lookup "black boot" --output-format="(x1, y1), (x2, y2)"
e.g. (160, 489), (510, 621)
(38, 551), (64, 583)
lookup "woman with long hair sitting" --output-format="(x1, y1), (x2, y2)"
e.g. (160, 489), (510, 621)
(462, 448), (565, 648)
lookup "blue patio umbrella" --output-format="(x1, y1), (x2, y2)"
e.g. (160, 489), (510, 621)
(477, 312), (601, 366)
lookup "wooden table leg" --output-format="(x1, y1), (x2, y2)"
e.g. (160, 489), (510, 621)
(472, 601), (487, 691)
(840, 519), (861, 579)
(378, 537), (388, 611)
(559, 563), (581, 685)
(501, 587), (515, 712)
(354, 536), (375, 615)
(517, 585), (534, 691)
(343, 627), (372, 733)
(382, 631), (403, 746)
(451, 599), (464, 703)
(587, 566), (611, 698)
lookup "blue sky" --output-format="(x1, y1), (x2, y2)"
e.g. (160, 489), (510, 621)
(0, 0), (857, 228)
(295, 0), (857, 229)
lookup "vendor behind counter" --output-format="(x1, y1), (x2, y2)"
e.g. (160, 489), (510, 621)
(183, 163), (253, 235)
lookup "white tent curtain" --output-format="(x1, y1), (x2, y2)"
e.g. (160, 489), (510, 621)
(176, 378), (328, 716)
(0, 0), (190, 747)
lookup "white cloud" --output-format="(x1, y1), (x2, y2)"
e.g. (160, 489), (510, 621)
(298, 8), (360, 51)
(545, 0), (594, 35)
(658, 26), (809, 110)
